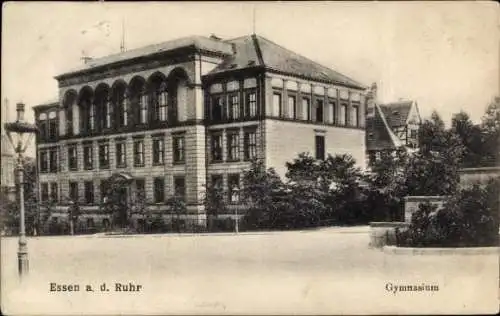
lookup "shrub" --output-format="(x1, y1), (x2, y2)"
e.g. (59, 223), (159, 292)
(397, 178), (499, 247)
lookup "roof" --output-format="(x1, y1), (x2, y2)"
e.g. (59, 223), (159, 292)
(379, 100), (414, 128)
(56, 35), (234, 79)
(208, 34), (366, 89)
(366, 104), (404, 151)
(32, 100), (60, 111)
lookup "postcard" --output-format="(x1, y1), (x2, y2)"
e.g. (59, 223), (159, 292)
(1, 1), (499, 315)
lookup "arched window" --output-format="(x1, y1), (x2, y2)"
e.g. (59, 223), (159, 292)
(112, 83), (127, 128)
(89, 103), (95, 131)
(129, 76), (147, 126)
(78, 87), (94, 134)
(139, 88), (148, 124)
(158, 82), (168, 122)
(106, 98), (113, 129)
(94, 84), (111, 131)
(63, 90), (77, 136)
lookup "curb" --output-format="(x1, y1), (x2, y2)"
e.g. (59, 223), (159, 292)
(383, 245), (499, 255)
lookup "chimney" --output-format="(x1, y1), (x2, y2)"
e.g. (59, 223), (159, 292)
(366, 82), (377, 118)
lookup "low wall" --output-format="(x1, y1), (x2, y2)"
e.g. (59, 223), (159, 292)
(459, 166), (500, 187)
(369, 222), (410, 248)
(403, 196), (448, 223)
(383, 245), (499, 255)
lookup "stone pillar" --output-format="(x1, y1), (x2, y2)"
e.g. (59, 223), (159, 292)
(184, 125), (207, 224)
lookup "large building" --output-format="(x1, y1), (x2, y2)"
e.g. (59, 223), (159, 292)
(33, 34), (368, 227)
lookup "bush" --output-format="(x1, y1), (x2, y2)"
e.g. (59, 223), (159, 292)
(397, 179), (499, 247)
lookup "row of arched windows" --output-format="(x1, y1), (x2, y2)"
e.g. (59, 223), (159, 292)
(62, 69), (189, 136)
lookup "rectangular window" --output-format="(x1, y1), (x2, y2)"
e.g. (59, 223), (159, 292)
(211, 133), (223, 162)
(410, 129), (417, 139)
(84, 181), (94, 204)
(351, 105), (359, 127)
(98, 143), (110, 169)
(115, 141), (126, 168)
(315, 135), (325, 160)
(41, 183), (49, 203)
(50, 182), (58, 202)
(174, 177), (186, 200)
(133, 139), (145, 167)
(83, 144), (93, 170)
(69, 182), (78, 203)
(68, 145), (78, 171)
(173, 135), (185, 163)
(244, 130), (257, 160)
(38, 121), (47, 140)
(339, 104), (347, 126)
(273, 92), (282, 117)
(152, 137), (165, 165)
(135, 179), (145, 201)
(48, 119), (58, 140)
(228, 174), (240, 203)
(227, 131), (240, 161)
(329, 102), (336, 124)
(154, 177), (165, 203)
(211, 174), (223, 190)
(246, 91), (257, 117)
(40, 151), (49, 172)
(315, 99), (324, 123)
(49, 148), (58, 172)
(302, 98), (311, 121)
(230, 94), (240, 120)
(211, 95), (223, 121)
(287, 96), (296, 119)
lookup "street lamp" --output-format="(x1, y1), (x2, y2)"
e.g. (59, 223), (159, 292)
(4, 102), (38, 277)
(233, 187), (240, 234)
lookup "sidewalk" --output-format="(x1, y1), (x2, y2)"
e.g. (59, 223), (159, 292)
(97, 225), (370, 238)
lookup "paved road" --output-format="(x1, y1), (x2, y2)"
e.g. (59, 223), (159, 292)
(1, 227), (497, 315)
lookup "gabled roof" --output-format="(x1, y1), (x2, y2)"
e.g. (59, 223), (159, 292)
(379, 100), (414, 129)
(366, 104), (404, 151)
(208, 34), (366, 89)
(56, 35), (234, 79)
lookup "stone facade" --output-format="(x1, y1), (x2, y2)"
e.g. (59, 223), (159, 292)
(34, 34), (368, 225)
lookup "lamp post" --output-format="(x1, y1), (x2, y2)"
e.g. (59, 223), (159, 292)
(67, 199), (75, 235)
(234, 188), (240, 234)
(4, 102), (38, 277)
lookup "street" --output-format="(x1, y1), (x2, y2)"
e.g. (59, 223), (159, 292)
(1, 226), (497, 315)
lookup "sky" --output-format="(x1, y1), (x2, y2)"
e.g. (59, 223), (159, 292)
(1, 1), (498, 156)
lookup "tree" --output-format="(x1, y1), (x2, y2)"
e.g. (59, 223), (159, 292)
(364, 149), (409, 221)
(480, 96), (500, 166)
(408, 111), (465, 196)
(103, 181), (129, 229)
(285, 153), (367, 226)
(203, 184), (228, 231)
(129, 190), (148, 232)
(241, 159), (287, 229)
(165, 195), (187, 232)
(451, 111), (484, 167)
(419, 111), (447, 155)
